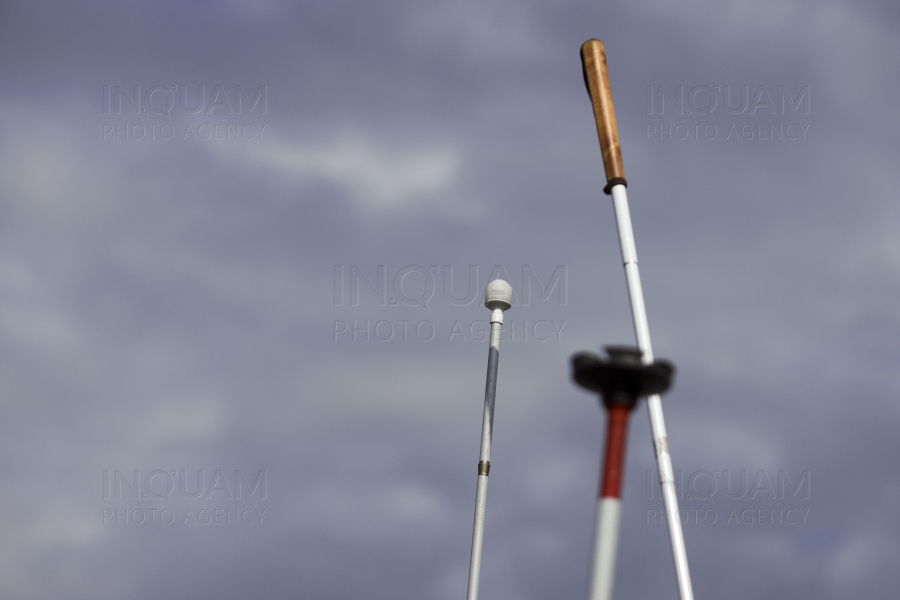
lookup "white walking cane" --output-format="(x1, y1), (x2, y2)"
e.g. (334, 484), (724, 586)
(465, 279), (513, 600)
(580, 39), (695, 600)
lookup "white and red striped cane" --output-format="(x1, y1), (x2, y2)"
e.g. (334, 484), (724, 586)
(572, 347), (674, 600)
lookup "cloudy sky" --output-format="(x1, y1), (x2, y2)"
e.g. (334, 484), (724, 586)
(1, 0), (899, 598)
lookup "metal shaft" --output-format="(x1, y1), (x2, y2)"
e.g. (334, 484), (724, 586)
(610, 184), (694, 600)
(466, 309), (503, 600)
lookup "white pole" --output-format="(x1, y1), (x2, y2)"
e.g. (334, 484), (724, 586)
(466, 279), (513, 600)
(610, 184), (694, 600)
(589, 497), (622, 600)
(581, 39), (695, 600)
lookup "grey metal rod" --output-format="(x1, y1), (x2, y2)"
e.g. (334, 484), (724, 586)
(466, 280), (512, 600)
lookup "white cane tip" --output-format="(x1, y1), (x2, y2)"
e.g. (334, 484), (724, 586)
(484, 279), (513, 311)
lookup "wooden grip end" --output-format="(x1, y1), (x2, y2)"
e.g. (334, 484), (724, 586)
(580, 39), (626, 191)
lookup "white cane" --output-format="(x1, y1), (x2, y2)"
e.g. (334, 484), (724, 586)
(580, 39), (695, 600)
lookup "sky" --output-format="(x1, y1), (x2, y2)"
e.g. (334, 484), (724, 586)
(1, 0), (899, 598)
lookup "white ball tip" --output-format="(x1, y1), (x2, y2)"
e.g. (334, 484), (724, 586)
(484, 279), (513, 311)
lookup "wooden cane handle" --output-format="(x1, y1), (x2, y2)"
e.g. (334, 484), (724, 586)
(580, 39), (626, 193)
